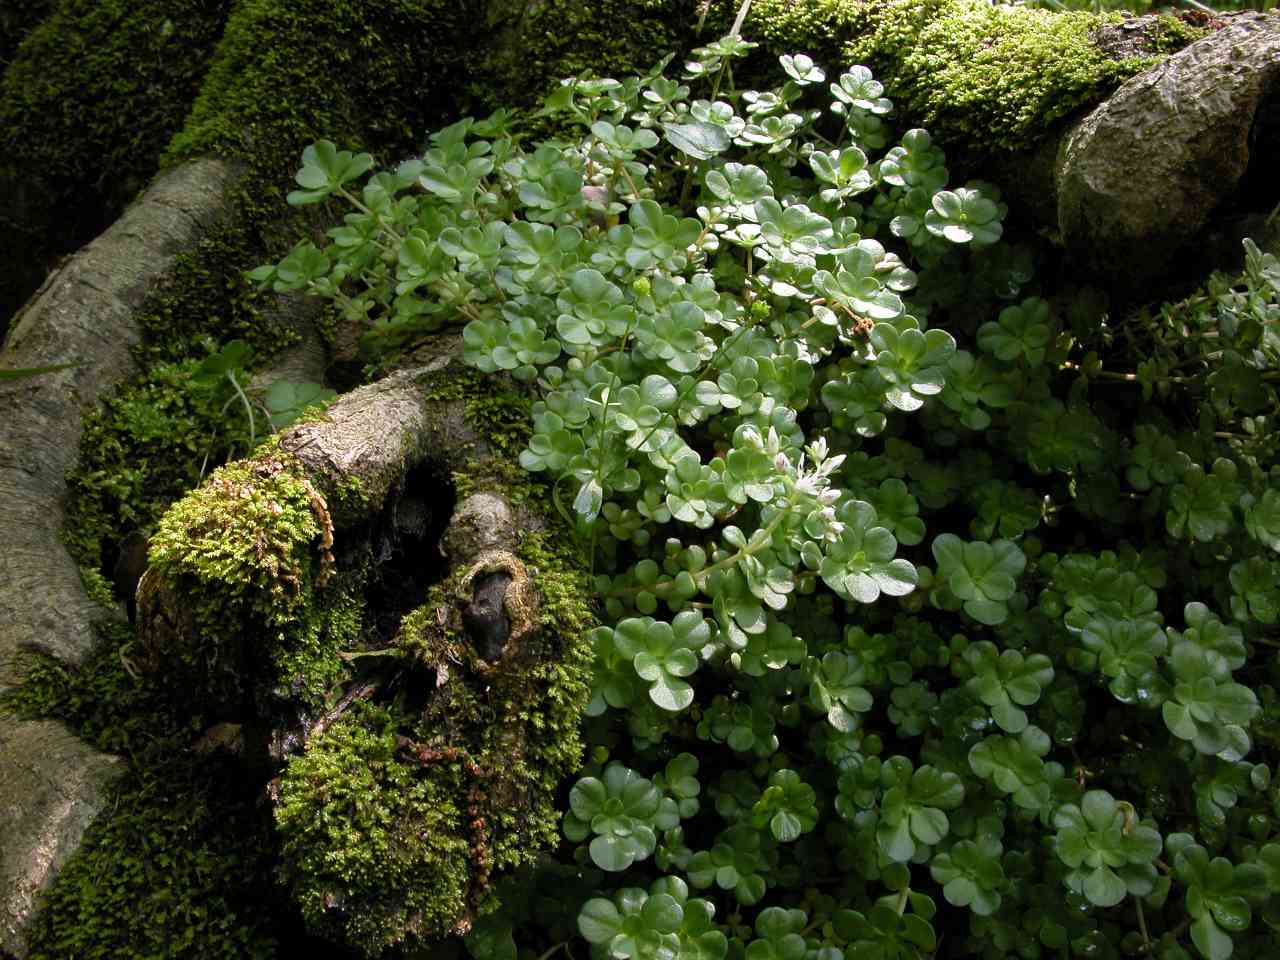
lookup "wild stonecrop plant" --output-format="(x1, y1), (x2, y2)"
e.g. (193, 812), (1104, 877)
(256, 32), (1280, 960)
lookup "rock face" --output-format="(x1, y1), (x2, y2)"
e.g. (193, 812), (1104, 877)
(1057, 13), (1280, 291)
(0, 158), (243, 958)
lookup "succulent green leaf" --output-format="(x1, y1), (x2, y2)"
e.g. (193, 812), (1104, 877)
(931, 834), (1005, 916)
(977, 297), (1052, 367)
(1053, 790), (1162, 907)
(567, 764), (664, 871)
(820, 500), (918, 603)
(613, 613), (709, 712)
(969, 726), (1062, 813)
(664, 121), (731, 160)
(751, 769), (818, 842)
(932, 535), (1026, 625)
(807, 651), (873, 732)
(263, 380), (337, 430)
(288, 140), (374, 204)
(924, 186), (1003, 246)
(1166, 459), (1241, 543)
(1080, 616), (1167, 705)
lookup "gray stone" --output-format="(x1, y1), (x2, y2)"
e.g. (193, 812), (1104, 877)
(1056, 13), (1280, 291)
(0, 716), (123, 959)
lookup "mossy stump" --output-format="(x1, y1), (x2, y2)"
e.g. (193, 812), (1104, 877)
(132, 358), (596, 955)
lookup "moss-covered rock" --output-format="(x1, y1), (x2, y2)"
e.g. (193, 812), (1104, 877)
(473, 0), (686, 112)
(841, 0), (1202, 152)
(165, 0), (475, 183)
(118, 361), (596, 952)
(2, 611), (282, 960)
(20, 759), (282, 960)
(276, 471), (596, 952)
(0, 0), (231, 328)
(742, 0), (869, 67)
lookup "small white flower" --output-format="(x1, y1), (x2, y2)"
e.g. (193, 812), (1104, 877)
(821, 453), (847, 475)
(807, 436), (830, 463)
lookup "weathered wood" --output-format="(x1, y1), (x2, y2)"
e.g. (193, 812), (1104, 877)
(279, 338), (489, 513)
(128, 348), (593, 951)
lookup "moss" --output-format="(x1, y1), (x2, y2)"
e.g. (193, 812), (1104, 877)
(4, 614), (281, 960)
(740, 0), (870, 68)
(275, 700), (472, 956)
(78, 565), (118, 611)
(398, 477), (597, 864)
(63, 360), (256, 570)
(271, 565), (368, 708)
(134, 212), (303, 365)
(463, 380), (535, 460)
(144, 450), (343, 712)
(279, 456), (596, 952)
(0, 0), (231, 327)
(1, 628), (188, 759)
(0, 0), (228, 193)
(0, 0), (55, 65)
(841, 0), (1200, 152)
(56, 0), (506, 577)
(472, 0), (686, 114)
(0, 622), (284, 960)
(3, 567), (287, 960)
(322, 471), (373, 531)
(1145, 13), (1208, 54)
(23, 758), (281, 960)
(164, 0), (475, 185)
(59, 182), (315, 574)
(150, 451), (326, 602)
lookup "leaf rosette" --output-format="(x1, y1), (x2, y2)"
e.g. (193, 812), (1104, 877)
(1053, 790), (1162, 907)
(564, 763), (680, 871)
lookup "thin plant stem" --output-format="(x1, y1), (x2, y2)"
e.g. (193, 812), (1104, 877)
(226, 370), (256, 449)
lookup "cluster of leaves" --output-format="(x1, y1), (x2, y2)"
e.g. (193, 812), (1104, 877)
(189, 338), (336, 444)
(61, 338), (335, 575)
(260, 32), (1280, 960)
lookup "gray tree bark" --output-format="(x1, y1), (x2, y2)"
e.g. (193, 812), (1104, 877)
(0, 157), (315, 958)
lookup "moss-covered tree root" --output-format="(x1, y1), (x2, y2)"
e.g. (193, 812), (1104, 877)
(133, 350), (595, 955)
